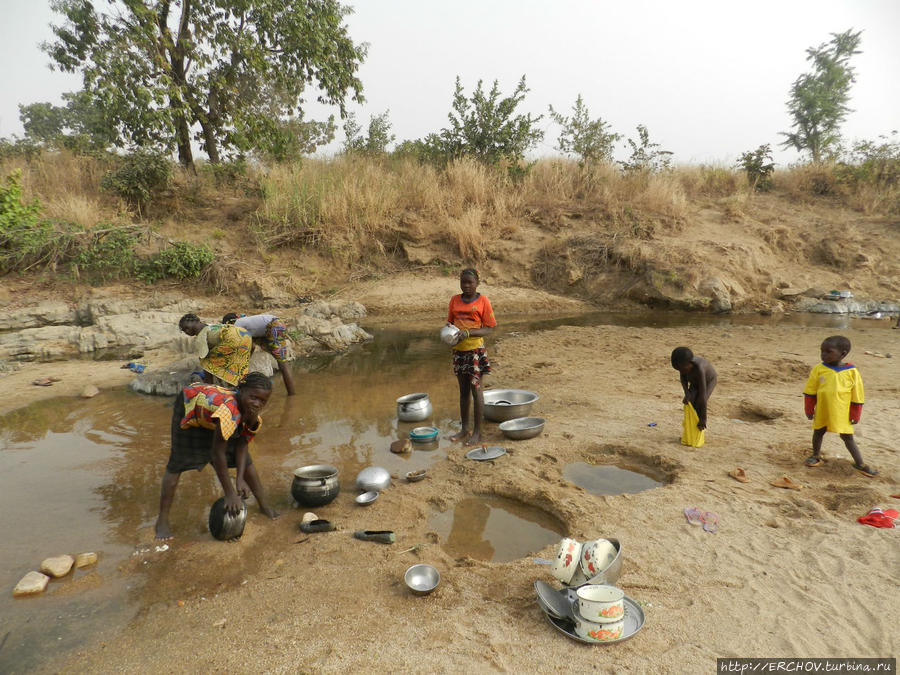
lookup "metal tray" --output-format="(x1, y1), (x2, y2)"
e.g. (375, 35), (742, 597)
(541, 586), (645, 645)
(465, 446), (507, 461)
(465, 445), (506, 460)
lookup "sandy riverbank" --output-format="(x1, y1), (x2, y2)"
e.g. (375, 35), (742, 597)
(19, 296), (895, 674)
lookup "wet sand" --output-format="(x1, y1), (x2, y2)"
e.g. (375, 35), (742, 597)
(3, 298), (898, 673)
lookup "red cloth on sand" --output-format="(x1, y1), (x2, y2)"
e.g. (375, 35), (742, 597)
(857, 508), (896, 528)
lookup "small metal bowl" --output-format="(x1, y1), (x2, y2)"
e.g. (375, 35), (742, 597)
(405, 564), (440, 596)
(356, 466), (391, 492)
(405, 469), (427, 482)
(498, 416), (546, 440)
(355, 490), (379, 506)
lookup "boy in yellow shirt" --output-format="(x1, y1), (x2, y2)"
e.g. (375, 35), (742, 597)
(803, 335), (877, 477)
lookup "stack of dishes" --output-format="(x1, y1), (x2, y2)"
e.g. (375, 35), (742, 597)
(537, 536), (645, 644)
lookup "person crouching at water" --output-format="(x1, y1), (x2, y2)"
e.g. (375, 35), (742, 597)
(222, 312), (296, 396)
(446, 268), (497, 446)
(178, 313), (252, 387)
(154, 372), (280, 540)
(671, 346), (717, 447)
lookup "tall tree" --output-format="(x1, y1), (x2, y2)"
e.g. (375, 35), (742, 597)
(44, 0), (367, 168)
(781, 29), (862, 163)
(19, 90), (118, 152)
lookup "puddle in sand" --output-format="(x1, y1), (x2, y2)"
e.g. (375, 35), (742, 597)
(563, 462), (666, 495)
(428, 495), (565, 562)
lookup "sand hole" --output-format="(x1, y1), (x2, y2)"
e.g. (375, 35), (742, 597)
(428, 495), (566, 562)
(563, 461), (667, 495)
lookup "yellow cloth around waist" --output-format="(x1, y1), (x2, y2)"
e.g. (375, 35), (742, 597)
(681, 403), (705, 448)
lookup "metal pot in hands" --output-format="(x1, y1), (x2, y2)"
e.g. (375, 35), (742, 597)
(396, 393), (433, 422)
(208, 497), (247, 541)
(291, 465), (340, 507)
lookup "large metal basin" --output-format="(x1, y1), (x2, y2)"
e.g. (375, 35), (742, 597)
(498, 416), (545, 440)
(483, 389), (539, 422)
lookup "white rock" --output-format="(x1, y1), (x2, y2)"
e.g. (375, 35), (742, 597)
(40, 554), (75, 578)
(13, 571), (50, 596)
(81, 385), (100, 398)
(75, 552), (98, 568)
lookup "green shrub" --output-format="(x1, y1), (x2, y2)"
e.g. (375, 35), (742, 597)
(101, 151), (172, 214)
(836, 133), (900, 189)
(137, 242), (214, 282)
(736, 144), (775, 191)
(73, 228), (139, 281)
(0, 170), (72, 271)
(202, 157), (248, 187)
(619, 125), (672, 173)
(548, 94), (620, 165)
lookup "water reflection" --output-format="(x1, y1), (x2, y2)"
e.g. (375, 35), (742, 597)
(429, 495), (565, 562)
(563, 462), (665, 496)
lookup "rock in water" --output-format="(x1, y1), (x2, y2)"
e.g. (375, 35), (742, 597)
(13, 571), (50, 596)
(390, 438), (411, 454)
(40, 554), (75, 578)
(75, 552), (98, 568)
(81, 385), (100, 398)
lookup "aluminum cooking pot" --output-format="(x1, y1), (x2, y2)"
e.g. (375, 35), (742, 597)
(208, 497), (247, 541)
(396, 393), (433, 422)
(291, 465), (340, 507)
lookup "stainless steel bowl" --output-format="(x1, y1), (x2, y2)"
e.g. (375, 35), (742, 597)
(208, 497), (247, 541)
(355, 490), (379, 506)
(405, 564), (440, 595)
(483, 389), (539, 422)
(356, 466), (391, 492)
(498, 416), (545, 440)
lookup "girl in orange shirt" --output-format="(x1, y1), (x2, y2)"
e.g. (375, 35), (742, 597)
(446, 268), (497, 446)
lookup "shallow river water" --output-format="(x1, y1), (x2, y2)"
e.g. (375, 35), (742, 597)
(0, 309), (882, 670)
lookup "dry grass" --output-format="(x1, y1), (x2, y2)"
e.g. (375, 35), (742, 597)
(676, 165), (745, 199)
(4, 149), (898, 279)
(1, 151), (121, 227)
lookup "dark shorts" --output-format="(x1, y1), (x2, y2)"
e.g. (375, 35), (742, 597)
(165, 392), (253, 474)
(452, 347), (491, 388)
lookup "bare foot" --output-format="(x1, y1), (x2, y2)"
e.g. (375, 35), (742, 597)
(154, 520), (174, 541)
(448, 430), (469, 443)
(261, 505), (280, 520)
(464, 433), (482, 447)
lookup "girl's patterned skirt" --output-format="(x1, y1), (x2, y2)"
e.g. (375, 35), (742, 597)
(452, 347), (491, 387)
(165, 392), (253, 473)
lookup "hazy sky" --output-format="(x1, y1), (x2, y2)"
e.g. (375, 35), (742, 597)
(1, 0), (898, 165)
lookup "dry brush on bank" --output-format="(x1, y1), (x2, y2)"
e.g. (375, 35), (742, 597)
(3, 150), (899, 307)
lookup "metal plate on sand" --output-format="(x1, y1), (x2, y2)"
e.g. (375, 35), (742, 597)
(541, 587), (645, 645)
(465, 446), (507, 461)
